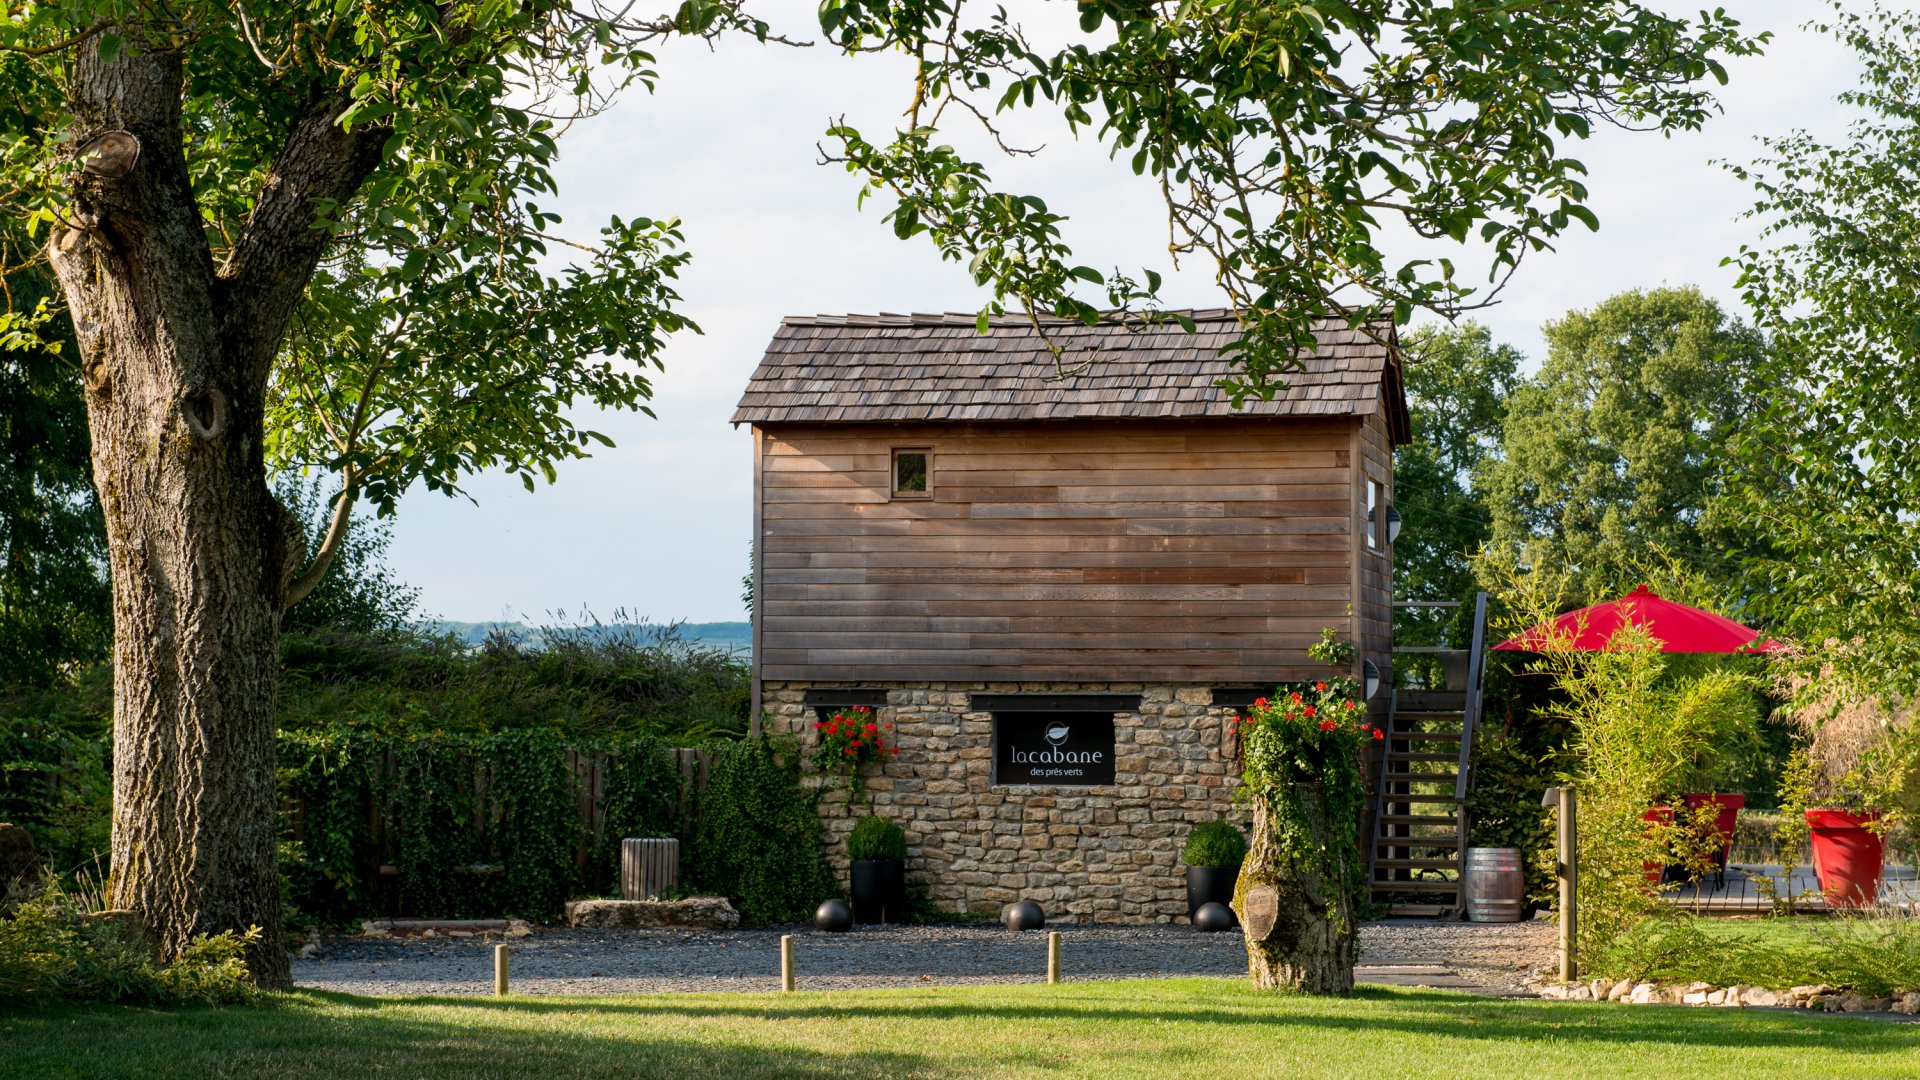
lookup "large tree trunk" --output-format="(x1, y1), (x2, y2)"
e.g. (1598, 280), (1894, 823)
(43, 39), (344, 991)
(1234, 784), (1357, 995)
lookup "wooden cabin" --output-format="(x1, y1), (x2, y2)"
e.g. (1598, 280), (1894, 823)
(732, 310), (1410, 923)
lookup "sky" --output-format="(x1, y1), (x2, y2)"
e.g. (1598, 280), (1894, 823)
(382, 1), (1861, 626)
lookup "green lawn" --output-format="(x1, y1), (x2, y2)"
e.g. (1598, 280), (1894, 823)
(3, 979), (1917, 1080)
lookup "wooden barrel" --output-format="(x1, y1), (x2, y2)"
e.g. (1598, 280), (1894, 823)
(621, 838), (680, 901)
(1462, 847), (1526, 923)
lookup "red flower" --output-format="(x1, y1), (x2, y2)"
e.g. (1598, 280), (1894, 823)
(889, 747), (899, 755)
(1289, 691), (1303, 703)
(1319, 719), (1337, 731)
(1372, 728), (1385, 741)
(1253, 697), (1268, 708)
(864, 722), (878, 735)
(1303, 705), (1317, 717)
(1314, 681), (1329, 692)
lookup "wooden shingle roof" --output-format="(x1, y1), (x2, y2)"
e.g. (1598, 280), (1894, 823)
(731, 309), (1408, 442)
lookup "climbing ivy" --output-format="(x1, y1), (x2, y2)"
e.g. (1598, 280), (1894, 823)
(689, 735), (836, 923)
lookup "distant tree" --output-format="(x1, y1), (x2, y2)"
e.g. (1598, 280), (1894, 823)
(0, 263), (107, 690)
(1727, 2), (1920, 697)
(1392, 323), (1521, 647)
(1480, 287), (1766, 603)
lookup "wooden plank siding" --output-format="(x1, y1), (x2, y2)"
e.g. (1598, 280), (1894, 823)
(756, 418), (1362, 684)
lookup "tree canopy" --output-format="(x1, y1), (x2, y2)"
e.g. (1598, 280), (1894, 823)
(1480, 286), (1766, 603)
(1390, 321), (1520, 646)
(824, 1), (1764, 396)
(1728, 1), (1920, 696)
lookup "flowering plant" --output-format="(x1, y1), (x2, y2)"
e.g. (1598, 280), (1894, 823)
(810, 706), (897, 803)
(1232, 676), (1372, 921)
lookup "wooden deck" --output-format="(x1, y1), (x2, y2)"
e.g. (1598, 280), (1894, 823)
(1662, 864), (1920, 914)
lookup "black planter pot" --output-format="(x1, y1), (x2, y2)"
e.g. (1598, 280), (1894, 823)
(1186, 864), (1241, 925)
(850, 859), (906, 924)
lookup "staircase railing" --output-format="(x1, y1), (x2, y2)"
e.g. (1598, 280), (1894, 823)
(1458, 591), (1489, 802)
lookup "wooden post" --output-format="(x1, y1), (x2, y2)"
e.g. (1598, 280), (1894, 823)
(1047, 931), (1061, 984)
(1543, 785), (1578, 981)
(494, 944), (509, 996)
(780, 934), (794, 992)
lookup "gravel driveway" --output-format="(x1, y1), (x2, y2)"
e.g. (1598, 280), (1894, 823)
(293, 918), (1554, 996)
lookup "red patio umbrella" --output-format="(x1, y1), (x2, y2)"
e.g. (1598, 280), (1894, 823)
(1493, 584), (1783, 654)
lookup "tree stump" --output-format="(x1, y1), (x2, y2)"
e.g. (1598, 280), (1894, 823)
(1234, 785), (1357, 995)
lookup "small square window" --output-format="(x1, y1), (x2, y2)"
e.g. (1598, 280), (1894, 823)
(893, 449), (931, 498)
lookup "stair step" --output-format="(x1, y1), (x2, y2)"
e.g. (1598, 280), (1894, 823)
(1381, 773), (1460, 783)
(1390, 731), (1463, 741)
(1375, 902), (1455, 918)
(1387, 752), (1462, 763)
(1395, 690), (1467, 709)
(1378, 815), (1460, 826)
(1384, 793), (1464, 803)
(1370, 879), (1460, 893)
(1373, 838), (1461, 850)
(1372, 858), (1461, 871)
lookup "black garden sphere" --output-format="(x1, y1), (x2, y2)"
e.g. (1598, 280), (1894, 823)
(1002, 900), (1046, 932)
(1194, 902), (1236, 933)
(814, 898), (853, 933)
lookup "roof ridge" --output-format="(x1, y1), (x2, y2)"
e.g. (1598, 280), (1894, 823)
(780, 308), (1279, 329)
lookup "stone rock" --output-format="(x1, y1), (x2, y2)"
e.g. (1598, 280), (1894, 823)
(564, 897), (741, 930)
(0, 824), (37, 889)
(360, 920), (392, 939)
(1705, 990), (1726, 1006)
(1891, 992), (1920, 1015)
(1861, 996), (1892, 1013)
(506, 919), (533, 939)
(1607, 980), (1633, 1002)
(1540, 984), (1572, 1000)
(1683, 989), (1713, 1006)
(1588, 978), (1613, 1001)
(1655, 985), (1687, 1005)
(1747, 988), (1780, 1008)
(1629, 983), (1657, 1005)
(1570, 987), (1595, 1001)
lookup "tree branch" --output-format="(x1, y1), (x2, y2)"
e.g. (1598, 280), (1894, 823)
(217, 93), (386, 379)
(282, 469), (354, 609)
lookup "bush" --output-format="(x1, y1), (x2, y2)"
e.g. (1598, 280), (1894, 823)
(847, 816), (907, 861)
(689, 736), (835, 922)
(0, 879), (256, 1006)
(1181, 819), (1247, 868)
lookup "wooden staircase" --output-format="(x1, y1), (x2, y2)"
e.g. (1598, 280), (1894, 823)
(1368, 593), (1488, 918)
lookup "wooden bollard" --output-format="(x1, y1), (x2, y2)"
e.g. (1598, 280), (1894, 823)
(1047, 931), (1061, 984)
(780, 934), (795, 992)
(494, 943), (509, 996)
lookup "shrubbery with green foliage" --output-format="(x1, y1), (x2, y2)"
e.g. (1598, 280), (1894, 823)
(0, 879), (256, 1006)
(847, 816), (907, 862)
(1181, 820), (1247, 869)
(691, 736), (836, 923)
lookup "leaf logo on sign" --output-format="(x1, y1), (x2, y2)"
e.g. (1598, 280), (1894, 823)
(1045, 723), (1071, 746)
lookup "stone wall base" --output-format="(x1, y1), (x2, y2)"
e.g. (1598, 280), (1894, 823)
(766, 682), (1251, 924)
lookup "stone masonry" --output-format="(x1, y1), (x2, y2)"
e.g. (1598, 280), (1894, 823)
(763, 681), (1252, 924)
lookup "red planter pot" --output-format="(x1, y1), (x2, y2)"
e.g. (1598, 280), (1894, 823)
(1805, 809), (1884, 908)
(1683, 793), (1745, 871)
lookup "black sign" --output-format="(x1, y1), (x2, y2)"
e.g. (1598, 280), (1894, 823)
(993, 712), (1116, 786)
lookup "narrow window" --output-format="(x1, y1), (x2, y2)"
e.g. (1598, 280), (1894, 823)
(1365, 479), (1381, 550)
(892, 448), (931, 498)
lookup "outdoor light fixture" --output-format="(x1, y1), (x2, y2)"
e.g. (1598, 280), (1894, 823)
(1386, 504), (1402, 545)
(1363, 658), (1382, 700)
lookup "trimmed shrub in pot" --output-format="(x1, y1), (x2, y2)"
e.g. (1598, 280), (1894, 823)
(847, 815), (907, 924)
(1182, 819), (1247, 925)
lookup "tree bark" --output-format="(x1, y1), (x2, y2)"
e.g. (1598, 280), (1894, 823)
(1234, 784), (1357, 995)
(44, 35), (379, 990)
